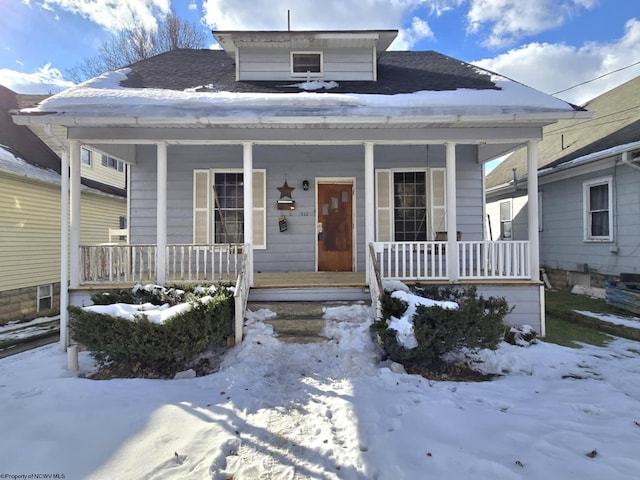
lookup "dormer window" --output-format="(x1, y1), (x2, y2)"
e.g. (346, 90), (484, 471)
(291, 52), (323, 77)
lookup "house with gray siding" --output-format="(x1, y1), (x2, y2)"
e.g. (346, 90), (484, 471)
(13, 29), (587, 348)
(486, 76), (640, 291)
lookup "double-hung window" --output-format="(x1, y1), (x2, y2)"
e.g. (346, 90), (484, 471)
(193, 169), (266, 248)
(500, 201), (512, 239)
(81, 147), (92, 167)
(375, 168), (446, 242)
(393, 171), (427, 241)
(583, 176), (613, 241)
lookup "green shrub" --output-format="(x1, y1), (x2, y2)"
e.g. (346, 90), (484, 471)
(373, 286), (512, 370)
(70, 286), (234, 377)
(90, 284), (193, 307)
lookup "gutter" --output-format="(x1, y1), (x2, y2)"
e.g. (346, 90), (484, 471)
(12, 110), (591, 128)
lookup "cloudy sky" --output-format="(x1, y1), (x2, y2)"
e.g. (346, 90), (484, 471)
(0, 0), (639, 105)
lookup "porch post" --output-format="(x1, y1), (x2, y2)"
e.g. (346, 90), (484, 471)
(156, 142), (167, 284)
(445, 142), (459, 282)
(243, 142), (254, 286)
(364, 142), (375, 284)
(59, 147), (70, 350)
(527, 140), (540, 278)
(69, 141), (81, 289)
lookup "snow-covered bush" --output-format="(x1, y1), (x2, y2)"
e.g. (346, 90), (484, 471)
(90, 283), (190, 306)
(69, 285), (233, 377)
(373, 286), (511, 370)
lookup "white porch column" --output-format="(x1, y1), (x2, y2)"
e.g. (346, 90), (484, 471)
(69, 141), (81, 289)
(527, 140), (540, 278)
(445, 142), (459, 282)
(156, 142), (167, 284)
(60, 148), (70, 351)
(364, 142), (375, 284)
(243, 142), (254, 286)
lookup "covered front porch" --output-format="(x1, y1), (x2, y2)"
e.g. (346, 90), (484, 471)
(59, 133), (543, 348)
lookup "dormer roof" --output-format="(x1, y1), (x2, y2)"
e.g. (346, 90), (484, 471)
(213, 29), (398, 57)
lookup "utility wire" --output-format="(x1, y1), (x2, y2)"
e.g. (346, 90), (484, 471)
(552, 60), (640, 95)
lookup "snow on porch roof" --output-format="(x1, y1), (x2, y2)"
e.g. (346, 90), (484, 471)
(14, 49), (587, 128)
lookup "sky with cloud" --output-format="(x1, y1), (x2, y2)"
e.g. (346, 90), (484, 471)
(0, 0), (639, 105)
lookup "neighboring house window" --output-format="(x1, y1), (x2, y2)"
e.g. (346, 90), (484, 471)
(291, 52), (322, 76)
(81, 147), (92, 167)
(393, 171), (427, 241)
(193, 169), (266, 248)
(500, 200), (512, 239)
(102, 155), (124, 172)
(37, 284), (52, 312)
(375, 168), (445, 242)
(584, 176), (613, 241)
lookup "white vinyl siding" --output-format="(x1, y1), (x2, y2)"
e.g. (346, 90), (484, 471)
(193, 168), (266, 249)
(583, 176), (613, 242)
(375, 168), (446, 242)
(238, 47), (374, 81)
(0, 171), (126, 291)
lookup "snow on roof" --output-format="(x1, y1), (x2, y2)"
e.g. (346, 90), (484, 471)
(0, 144), (60, 184)
(538, 139), (640, 176)
(19, 68), (579, 125)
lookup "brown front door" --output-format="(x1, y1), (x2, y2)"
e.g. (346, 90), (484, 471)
(317, 183), (353, 271)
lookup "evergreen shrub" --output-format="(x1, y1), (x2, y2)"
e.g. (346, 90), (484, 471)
(70, 286), (234, 377)
(373, 286), (512, 369)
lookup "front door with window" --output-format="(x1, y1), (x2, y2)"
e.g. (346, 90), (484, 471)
(317, 183), (353, 271)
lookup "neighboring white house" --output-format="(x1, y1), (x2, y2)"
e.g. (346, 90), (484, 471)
(0, 85), (127, 324)
(13, 29), (588, 347)
(486, 76), (640, 290)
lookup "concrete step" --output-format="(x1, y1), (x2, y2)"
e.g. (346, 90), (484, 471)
(246, 301), (355, 344)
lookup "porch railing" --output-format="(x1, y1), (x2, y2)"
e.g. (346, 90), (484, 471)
(370, 240), (531, 282)
(80, 243), (246, 285)
(233, 247), (251, 344)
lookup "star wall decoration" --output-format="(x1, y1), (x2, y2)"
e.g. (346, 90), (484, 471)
(277, 181), (295, 199)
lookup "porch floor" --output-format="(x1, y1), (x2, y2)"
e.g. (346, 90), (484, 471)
(253, 272), (366, 289)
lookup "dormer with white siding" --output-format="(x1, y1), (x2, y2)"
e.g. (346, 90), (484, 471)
(212, 30), (398, 82)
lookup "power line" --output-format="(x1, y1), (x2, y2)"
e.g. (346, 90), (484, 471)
(552, 60), (640, 95)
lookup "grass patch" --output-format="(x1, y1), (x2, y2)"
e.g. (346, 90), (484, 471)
(544, 289), (638, 347)
(545, 290), (625, 316)
(544, 314), (612, 348)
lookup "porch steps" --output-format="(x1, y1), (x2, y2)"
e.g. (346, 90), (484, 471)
(248, 287), (370, 302)
(246, 301), (348, 344)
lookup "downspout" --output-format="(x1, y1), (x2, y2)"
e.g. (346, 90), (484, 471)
(43, 124), (70, 351)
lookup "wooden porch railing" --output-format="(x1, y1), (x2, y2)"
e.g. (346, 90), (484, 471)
(370, 240), (531, 282)
(233, 247), (251, 344)
(80, 243), (246, 285)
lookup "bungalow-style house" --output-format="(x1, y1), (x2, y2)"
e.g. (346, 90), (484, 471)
(13, 29), (588, 347)
(486, 76), (640, 291)
(0, 85), (127, 324)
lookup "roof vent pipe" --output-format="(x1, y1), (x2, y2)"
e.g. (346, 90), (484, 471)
(622, 151), (640, 171)
(512, 167), (518, 191)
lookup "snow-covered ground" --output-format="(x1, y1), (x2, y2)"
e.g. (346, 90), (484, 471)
(2, 303), (640, 479)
